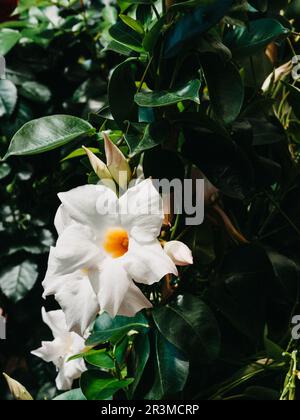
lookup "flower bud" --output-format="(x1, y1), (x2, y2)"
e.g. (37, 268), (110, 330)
(3, 373), (33, 400)
(82, 146), (115, 190)
(103, 132), (132, 190)
(164, 241), (193, 266)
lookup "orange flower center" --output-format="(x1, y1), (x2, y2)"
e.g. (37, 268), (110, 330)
(103, 228), (129, 258)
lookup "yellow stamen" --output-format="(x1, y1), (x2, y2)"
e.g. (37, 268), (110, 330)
(103, 228), (129, 258)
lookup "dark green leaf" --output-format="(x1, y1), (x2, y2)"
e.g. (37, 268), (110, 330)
(202, 55), (244, 124)
(128, 333), (150, 398)
(0, 163), (11, 179)
(108, 58), (138, 129)
(86, 312), (149, 346)
(3, 115), (93, 159)
(125, 121), (167, 156)
(135, 79), (201, 107)
(109, 21), (144, 53)
(80, 370), (133, 400)
(146, 331), (189, 399)
(0, 80), (17, 117)
(224, 19), (289, 58)
(19, 81), (52, 104)
(153, 294), (221, 362)
(0, 261), (38, 302)
(164, 0), (234, 58)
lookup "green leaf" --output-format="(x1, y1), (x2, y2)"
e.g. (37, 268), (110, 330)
(224, 19), (290, 58)
(19, 81), (52, 104)
(108, 58), (138, 129)
(53, 388), (86, 400)
(109, 21), (144, 53)
(135, 79), (201, 107)
(0, 29), (21, 56)
(119, 14), (144, 35)
(80, 370), (133, 400)
(164, 0), (233, 58)
(128, 333), (150, 398)
(0, 261), (38, 302)
(143, 17), (165, 53)
(153, 294), (221, 362)
(0, 80), (17, 117)
(86, 312), (149, 346)
(0, 163), (11, 179)
(202, 56), (244, 124)
(61, 147), (101, 162)
(3, 115), (93, 159)
(84, 350), (115, 369)
(146, 331), (189, 399)
(125, 121), (166, 156)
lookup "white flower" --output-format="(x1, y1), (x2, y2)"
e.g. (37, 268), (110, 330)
(31, 308), (86, 391)
(164, 241), (193, 266)
(43, 179), (178, 336)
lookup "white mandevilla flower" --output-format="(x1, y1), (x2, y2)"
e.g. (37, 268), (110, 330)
(164, 240), (193, 266)
(31, 308), (86, 391)
(42, 179), (178, 336)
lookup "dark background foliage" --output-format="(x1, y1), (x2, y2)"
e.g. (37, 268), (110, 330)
(1, 0), (300, 400)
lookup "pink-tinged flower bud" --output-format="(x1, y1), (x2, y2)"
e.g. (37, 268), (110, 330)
(3, 373), (33, 400)
(164, 240), (193, 266)
(103, 132), (132, 190)
(82, 146), (112, 180)
(82, 146), (115, 190)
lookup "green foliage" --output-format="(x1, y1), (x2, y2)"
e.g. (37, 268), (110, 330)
(2, 0), (300, 402)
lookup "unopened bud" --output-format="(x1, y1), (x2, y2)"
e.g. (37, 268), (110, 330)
(3, 373), (33, 400)
(103, 132), (132, 190)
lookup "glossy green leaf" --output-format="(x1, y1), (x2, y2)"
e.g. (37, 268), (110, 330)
(202, 56), (244, 124)
(224, 19), (290, 58)
(54, 388), (86, 400)
(19, 81), (52, 104)
(86, 312), (149, 346)
(80, 370), (133, 400)
(135, 79), (201, 107)
(3, 115), (93, 159)
(143, 17), (165, 53)
(164, 0), (233, 58)
(146, 331), (189, 399)
(109, 21), (144, 53)
(0, 261), (38, 302)
(0, 80), (17, 117)
(153, 294), (221, 362)
(0, 163), (11, 179)
(125, 121), (166, 156)
(0, 29), (21, 56)
(84, 350), (115, 369)
(108, 58), (138, 129)
(129, 333), (150, 398)
(119, 15), (144, 35)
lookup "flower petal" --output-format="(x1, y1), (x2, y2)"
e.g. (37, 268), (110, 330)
(53, 224), (101, 276)
(124, 239), (178, 285)
(118, 282), (152, 317)
(55, 358), (86, 391)
(164, 240), (193, 266)
(54, 271), (99, 336)
(119, 179), (164, 243)
(54, 204), (72, 235)
(93, 259), (131, 317)
(31, 337), (66, 364)
(41, 308), (68, 338)
(58, 184), (118, 235)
